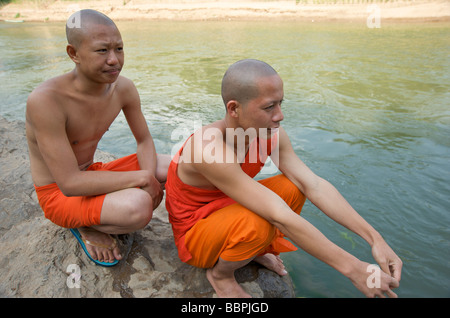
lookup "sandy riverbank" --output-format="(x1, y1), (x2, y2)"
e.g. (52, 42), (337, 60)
(0, 0), (449, 23)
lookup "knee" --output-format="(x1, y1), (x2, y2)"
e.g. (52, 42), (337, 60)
(240, 211), (276, 247)
(219, 211), (276, 262)
(127, 191), (153, 230)
(276, 175), (306, 213)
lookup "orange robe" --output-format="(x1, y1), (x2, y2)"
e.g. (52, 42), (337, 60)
(165, 134), (306, 268)
(34, 154), (141, 229)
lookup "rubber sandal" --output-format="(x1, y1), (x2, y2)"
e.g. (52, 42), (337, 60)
(70, 228), (119, 267)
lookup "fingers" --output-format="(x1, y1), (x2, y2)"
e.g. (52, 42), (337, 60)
(371, 238), (403, 281)
(379, 257), (403, 287)
(390, 276), (400, 289)
(145, 179), (164, 209)
(390, 261), (403, 282)
(152, 187), (164, 209)
(365, 267), (400, 298)
(378, 260), (390, 276)
(385, 289), (398, 298)
(373, 287), (398, 298)
(380, 277), (399, 298)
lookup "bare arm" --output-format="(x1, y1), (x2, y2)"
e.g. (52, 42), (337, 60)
(276, 128), (381, 245)
(26, 89), (150, 197)
(190, 131), (399, 297)
(276, 127), (402, 292)
(120, 79), (156, 174)
(120, 78), (163, 207)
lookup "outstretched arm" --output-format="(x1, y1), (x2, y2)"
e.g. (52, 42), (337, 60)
(191, 130), (400, 297)
(276, 127), (402, 292)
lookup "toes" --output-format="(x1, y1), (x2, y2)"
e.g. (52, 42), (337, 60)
(99, 250), (108, 263)
(113, 248), (123, 261)
(90, 250), (99, 261)
(103, 250), (114, 263)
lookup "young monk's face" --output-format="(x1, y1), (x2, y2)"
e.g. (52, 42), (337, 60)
(239, 74), (284, 137)
(75, 24), (124, 83)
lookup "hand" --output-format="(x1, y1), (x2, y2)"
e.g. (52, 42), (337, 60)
(141, 173), (164, 210)
(348, 260), (400, 298)
(371, 237), (403, 283)
(348, 237), (402, 298)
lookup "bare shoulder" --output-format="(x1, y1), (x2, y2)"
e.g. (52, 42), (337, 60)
(26, 74), (69, 121)
(278, 126), (292, 147)
(115, 75), (137, 96)
(115, 75), (139, 106)
(115, 75), (135, 89)
(177, 121), (231, 188)
(179, 123), (220, 168)
(192, 121), (227, 160)
(277, 126), (301, 161)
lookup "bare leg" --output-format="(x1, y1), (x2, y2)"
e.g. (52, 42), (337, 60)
(78, 187), (152, 263)
(207, 257), (253, 298)
(254, 253), (288, 276)
(206, 253), (289, 298)
(74, 154), (171, 264)
(77, 227), (122, 263)
(155, 154), (171, 185)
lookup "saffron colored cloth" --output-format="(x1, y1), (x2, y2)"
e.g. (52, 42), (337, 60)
(185, 174), (306, 268)
(34, 153), (140, 229)
(165, 134), (306, 267)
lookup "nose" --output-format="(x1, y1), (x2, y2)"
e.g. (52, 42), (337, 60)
(273, 104), (284, 123)
(106, 50), (119, 65)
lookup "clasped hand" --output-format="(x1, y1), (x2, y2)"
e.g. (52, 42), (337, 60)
(141, 173), (164, 210)
(350, 238), (403, 298)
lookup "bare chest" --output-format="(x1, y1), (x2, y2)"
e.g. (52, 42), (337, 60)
(65, 98), (122, 149)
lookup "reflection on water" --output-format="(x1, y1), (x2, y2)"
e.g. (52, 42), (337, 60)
(1, 20), (449, 298)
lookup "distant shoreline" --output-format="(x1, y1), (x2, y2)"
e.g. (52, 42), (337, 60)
(1, 0), (449, 23)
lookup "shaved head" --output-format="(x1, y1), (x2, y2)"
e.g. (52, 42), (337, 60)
(221, 59), (279, 107)
(66, 9), (118, 48)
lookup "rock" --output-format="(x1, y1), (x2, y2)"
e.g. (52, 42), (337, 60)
(0, 116), (295, 298)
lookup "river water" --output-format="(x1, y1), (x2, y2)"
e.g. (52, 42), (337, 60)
(0, 20), (449, 298)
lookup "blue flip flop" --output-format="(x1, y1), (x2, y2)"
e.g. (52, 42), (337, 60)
(70, 228), (119, 267)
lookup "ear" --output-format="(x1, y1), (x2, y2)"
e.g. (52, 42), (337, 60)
(226, 100), (240, 118)
(66, 44), (80, 64)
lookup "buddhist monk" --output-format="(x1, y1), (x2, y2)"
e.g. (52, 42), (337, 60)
(165, 59), (402, 297)
(26, 9), (170, 266)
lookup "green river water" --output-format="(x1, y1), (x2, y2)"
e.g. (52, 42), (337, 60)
(0, 20), (449, 298)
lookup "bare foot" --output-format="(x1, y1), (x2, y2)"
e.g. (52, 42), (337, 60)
(254, 253), (287, 276)
(78, 227), (122, 263)
(206, 268), (252, 298)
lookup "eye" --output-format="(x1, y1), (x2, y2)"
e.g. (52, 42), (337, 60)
(96, 48), (107, 53)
